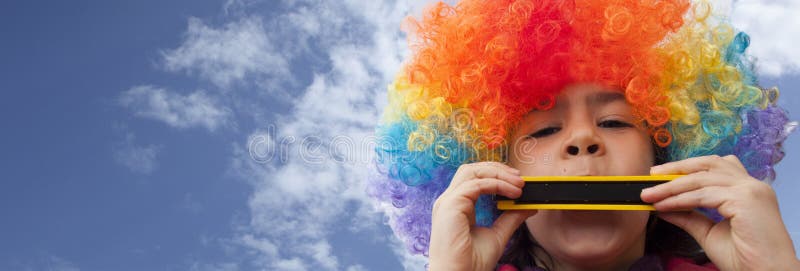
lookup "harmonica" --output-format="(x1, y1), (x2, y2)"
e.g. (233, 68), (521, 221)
(495, 175), (683, 211)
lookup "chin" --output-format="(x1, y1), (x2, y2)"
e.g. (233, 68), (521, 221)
(556, 234), (630, 262)
(556, 214), (629, 259)
(527, 210), (649, 266)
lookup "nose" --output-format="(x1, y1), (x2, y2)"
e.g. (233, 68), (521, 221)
(565, 144), (600, 155)
(563, 125), (604, 157)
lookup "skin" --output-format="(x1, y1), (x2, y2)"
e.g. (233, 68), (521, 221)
(643, 155), (800, 270)
(508, 84), (653, 271)
(428, 84), (800, 271)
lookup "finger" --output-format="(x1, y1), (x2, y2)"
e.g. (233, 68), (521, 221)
(641, 171), (735, 203)
(452, 163), (523, 189)
(651, 186), (729, 212)
(473, 161), (521, 175)
(472, 166), (524, 187)
(451, 162), (521, 186)
(471, 162), (522, 182)
(455, 178), (523, 202)
(436, 175), (523, 224)
(650, 155), (729, 175)
(721, 155), (749, 175)
(432, 191), (478, 226)
(491, 210), (538, 246)
(657, 211), (715, 249)
(485, 161), (522, 174)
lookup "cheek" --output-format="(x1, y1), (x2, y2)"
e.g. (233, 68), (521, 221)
(511, 140), (538, 164)
(605, 133), (654, 172)
(524, 212), (552, 240)
(509, 139), (559, 174)
(613, 211), (650, 231)
(627, 212), (651, 228)
(613, 211), (651, 244)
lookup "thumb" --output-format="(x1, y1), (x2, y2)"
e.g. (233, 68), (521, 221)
(657, 211), (714, 247)
(491, 210), (537, 245)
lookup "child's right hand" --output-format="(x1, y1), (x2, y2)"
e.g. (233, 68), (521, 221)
(428, 162), (536, 271)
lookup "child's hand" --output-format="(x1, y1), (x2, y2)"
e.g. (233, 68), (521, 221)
(429, 162), (535, 271)
(641, 155), (800, 270)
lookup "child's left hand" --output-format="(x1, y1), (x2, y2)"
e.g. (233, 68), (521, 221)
(641, 155), (800, 271)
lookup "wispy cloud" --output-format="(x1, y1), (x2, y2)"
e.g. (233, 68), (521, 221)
(345, 264), (368, 271)
(725, 0), (800, 76)
(113, 131), (161, 175)
(119, 85), (232, 131)
(162, 17), (289, 90)
(214, 0), (430, 269)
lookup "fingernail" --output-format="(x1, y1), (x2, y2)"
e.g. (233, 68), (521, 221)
(650, 166), (660, 174)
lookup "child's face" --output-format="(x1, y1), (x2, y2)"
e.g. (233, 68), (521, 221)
(507, 84), (653, 267)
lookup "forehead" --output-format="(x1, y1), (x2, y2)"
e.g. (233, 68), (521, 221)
(529, 84), (627, 114)
(556, 84), (626, 108)
(512, 84), (636, 136)
(517, 84), (632, 127)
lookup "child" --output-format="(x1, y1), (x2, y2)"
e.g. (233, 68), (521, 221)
(368, 0), (799, 270)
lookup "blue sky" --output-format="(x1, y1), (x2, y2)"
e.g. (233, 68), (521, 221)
(0, 0), (798, 270)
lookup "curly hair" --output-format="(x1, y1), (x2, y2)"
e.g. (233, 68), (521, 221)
(367, 0), (794, 262)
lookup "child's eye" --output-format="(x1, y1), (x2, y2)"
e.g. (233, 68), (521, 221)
(528, 127), (561, 138)
(598, 120), (633, 128)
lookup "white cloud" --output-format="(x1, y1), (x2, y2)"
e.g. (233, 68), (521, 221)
(216, 1), (432, 270)
(162, 17), (289, 90)
(113, 132), (161, 175)
(120, 85), (232, 131)
(239, 233), (278, 256)
(725, 0), (800, 76)
(393, 239), (429, 271)
(273, 258), (306, 270)
(305, 241), (339, 270)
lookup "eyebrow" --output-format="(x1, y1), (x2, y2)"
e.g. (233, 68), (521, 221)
(586, 91), (626, 107)
(526, 91), (627, 114)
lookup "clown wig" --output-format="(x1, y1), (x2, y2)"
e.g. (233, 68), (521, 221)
(367, 0), (795, 257)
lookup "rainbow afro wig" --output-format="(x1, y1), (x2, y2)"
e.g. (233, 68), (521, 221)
(367, 0), (796, 257)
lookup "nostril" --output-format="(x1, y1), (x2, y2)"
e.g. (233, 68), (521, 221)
(587, 144), (599, 154)
(567, 146), (579, 155)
